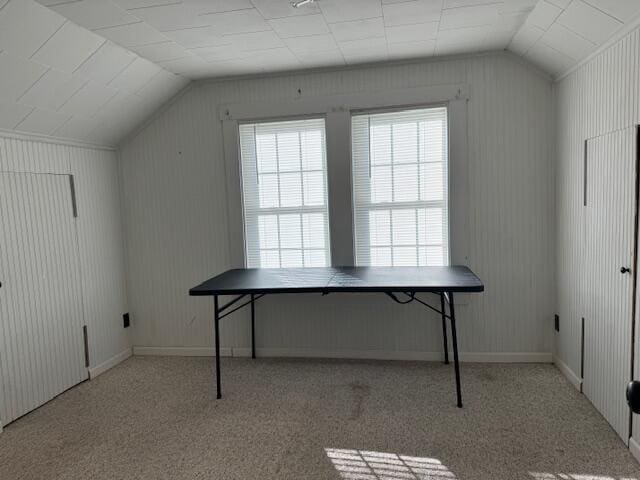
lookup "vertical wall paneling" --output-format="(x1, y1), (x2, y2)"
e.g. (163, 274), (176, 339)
(119, 52), (555, 360)
(0, 134), (130, 428)
(556, 24), (640, 449)
(70, 148), (129, 373)
(0, 172), (86, 424)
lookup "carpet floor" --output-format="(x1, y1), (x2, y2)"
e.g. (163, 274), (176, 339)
(0, 356), (638, 480)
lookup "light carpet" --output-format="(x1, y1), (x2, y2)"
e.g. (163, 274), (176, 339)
(0, 356), (638, 479)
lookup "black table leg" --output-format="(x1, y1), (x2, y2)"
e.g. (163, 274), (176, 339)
(251, 294), (256, 359)
(448, 292), (462, 408)
(214, 295), (221, 399)
(440, 292), (449, 365)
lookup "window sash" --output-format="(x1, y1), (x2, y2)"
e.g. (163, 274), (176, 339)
(239, 117), (331, 268)
(351, 107), (449, 267)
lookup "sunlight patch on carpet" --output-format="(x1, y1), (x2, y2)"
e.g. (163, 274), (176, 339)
(325, 448), (457, 480)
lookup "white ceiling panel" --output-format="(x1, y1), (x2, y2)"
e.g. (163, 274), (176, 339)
(18, 69), (87, 111)
(111, 0), (177, 8)
(224, 30), (285, 51)
(582, 0), (639, 22)
(556, 0), (622, 45)
(444, 0), (498, 7)
(437, 25), (489, 45)
(137, 69), (187, 103)
(284, 34), (338, 54)
(440, 3), (501, 30)
(109, 57), (161, 93)
(495, 12), (529, 32)
(526, 40), (572, 74)
(0, 101), (33, 129)
(509, 23), (544, 55)
(241, 48), (301, 70)
(131, 42), (191, 62)
(435, 40), (481, 55)
(388, 40), (436, 58)
(58, 80), (119, 117)
(385, 22), (439, 44)
(32, 21), (106, 73)
(499, 0), (539, 14)
(382, 1), (442, 27)
(49, 0), (138, 30)
(188, 0), (255, 15)
(546, 0), (571, 8)
(53, 115), (102, 142)
(157, 55), (212, 75)
(0, 0), (65, 58)
(74, 41), (137, 84)
(189, 44), (239, 62)
(483, 30), (516, 50)
(339, 36), (388, 64)
(124, 3), (210, 31)
(14, 108), (71, 136)
(198, 9), (271, 35)
(541, 22), (595, 61)
(329, 17), (385, 42)
(525, 0), (562, 30)
(96, 21), (170, 47)
(205, 59), (262, 75)
(269, 14), (330, 38)
(251, 0), (321, 19)
(319, 0), (383, 23)
(161, 26), (229, 49)
(295, 49), (345, 66)
(0, 51), (48, 102)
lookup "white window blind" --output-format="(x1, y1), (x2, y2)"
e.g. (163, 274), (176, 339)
(351, 107), (449, 267)
(239, 118), (331, 268)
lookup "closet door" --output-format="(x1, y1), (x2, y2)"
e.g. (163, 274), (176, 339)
(584, 127), (636, 443)
(0, 172), (87, 425)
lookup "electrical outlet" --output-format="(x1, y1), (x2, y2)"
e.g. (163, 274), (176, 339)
(554, 314), (559, 332)
(123, 313), (130, 328)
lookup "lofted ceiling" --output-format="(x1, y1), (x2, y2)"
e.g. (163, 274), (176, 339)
(0, 0), (638, 147)
(0, 0), (188, 147)
(511, 0), (640, 76)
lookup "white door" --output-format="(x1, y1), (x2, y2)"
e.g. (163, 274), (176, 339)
(0, 172), (87, 425)
(584, 127), (636, 443)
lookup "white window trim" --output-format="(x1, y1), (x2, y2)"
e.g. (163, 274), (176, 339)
(351, 104), (450, 267)
(221, 84), (469, 269)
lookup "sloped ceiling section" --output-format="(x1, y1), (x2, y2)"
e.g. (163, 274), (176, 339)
(509, 0), (640, 76)
(38, 0), (540, 79)
(0, 0), (189, 147)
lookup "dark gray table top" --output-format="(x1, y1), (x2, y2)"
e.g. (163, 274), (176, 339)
(190, 266), (484, 296)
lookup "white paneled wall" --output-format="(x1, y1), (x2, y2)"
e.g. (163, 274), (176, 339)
(0, 134), (130, 427)
(119, 52), (555, 360)
(555, 25), (640, 449)
(70, 147), (129, 372)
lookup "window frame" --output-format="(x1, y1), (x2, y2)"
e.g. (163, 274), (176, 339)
(350, 104), (451, 267)
(237, 116), (332, 268)
(221, 84), (469, 270)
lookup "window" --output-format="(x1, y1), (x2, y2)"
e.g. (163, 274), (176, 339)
(351, 107), (449, 267)
(239, 118), (331, 268)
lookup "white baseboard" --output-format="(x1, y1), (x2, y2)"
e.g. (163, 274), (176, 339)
(553, 355), (583, 392)
(88, 348), (132, 379)
(133, 346), (552, 363)
(630, 437), (640, 464)
(133, 346), (232, 357)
